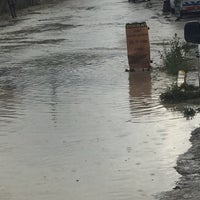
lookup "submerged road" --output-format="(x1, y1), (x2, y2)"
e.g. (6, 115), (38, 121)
(0, 0), (200, 199)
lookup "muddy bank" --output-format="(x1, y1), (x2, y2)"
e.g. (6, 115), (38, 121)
(159, 127), (200, 200)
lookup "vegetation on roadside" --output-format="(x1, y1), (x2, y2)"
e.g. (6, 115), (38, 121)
(158, 33), (200, 118)
(159, 34), (200, 104)
(183, 106), (196, 119)
(160, 34), (194, 75)
(160, 83), (200, 103)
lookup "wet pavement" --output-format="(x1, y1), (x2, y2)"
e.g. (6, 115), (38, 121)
(1, 0), (200, 200)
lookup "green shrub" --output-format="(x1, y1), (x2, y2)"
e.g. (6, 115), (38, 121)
(183, 106), (196, 119)
(160, 83), (200, 103)
(161, 34), (188, 75)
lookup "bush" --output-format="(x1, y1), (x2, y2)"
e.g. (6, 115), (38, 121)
(160, 83), (200, 103)
(161, 34), (188, 75)
(183, 106), (196, 119)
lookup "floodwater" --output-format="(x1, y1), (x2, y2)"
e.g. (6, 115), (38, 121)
(0, 0), (200, 199)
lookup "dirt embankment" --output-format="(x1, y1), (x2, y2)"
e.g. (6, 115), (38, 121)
(159, 127), (200, 200)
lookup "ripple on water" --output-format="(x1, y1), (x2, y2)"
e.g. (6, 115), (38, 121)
(128, 71), (183, 123)
(128, 96), (183, 123)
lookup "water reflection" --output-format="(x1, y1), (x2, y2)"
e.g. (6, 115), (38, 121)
(129, 71), (151, 97)
(48, 69), (59, 126)
(129, 71), (152, 120)
(0, 67), (24, 133)
(0, 71), (18, 123)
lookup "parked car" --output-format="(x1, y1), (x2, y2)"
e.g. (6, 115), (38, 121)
(169, 0), (200, 17)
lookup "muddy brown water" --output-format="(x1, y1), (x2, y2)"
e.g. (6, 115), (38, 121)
(0, 0), (200, 199)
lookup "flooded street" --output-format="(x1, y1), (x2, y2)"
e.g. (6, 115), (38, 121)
(1, 0), (200, 199)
